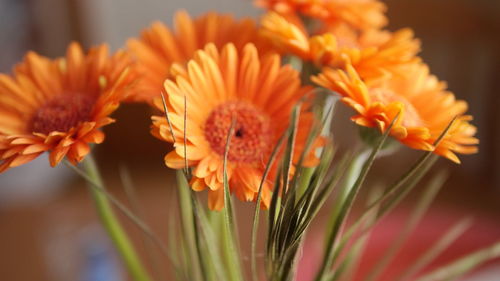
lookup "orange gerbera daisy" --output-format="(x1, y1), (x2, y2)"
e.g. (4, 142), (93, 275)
(151, 43), (323, 210)
(0, 42), (135, 172)
(260, 12), (420, 81)
(312, 62), (478, 163)
(255, 0), (388, 31)
(127, 10), (270, 103)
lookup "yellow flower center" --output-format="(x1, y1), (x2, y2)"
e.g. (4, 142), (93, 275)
(31, 94), (94, 134)
(204, 101), (272, 163)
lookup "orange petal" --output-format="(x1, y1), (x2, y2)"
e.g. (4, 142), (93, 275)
(164, 151), (193, 169)
(191, 177), (207, 191)
(1, 146), (25, 159)
(82, 130), (105, 144)
(23, 143), (50, 154)
(193, 156), (211, 178)
(49, 146), (70, 166)
(10, 153), (42, 167)
(208, 188), (224, 211)
(0, 157), (15, 172)
(10, 137), (37, 145)
(67, 141), (91, 163)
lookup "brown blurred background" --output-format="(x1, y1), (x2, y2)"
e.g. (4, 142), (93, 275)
(0, 0), (499, 280)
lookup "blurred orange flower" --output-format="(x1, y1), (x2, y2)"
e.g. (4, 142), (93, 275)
(0, 43), (135, 172)
(127, 11), (270, 103)
(313, 62), (478, 163)
(151, 43), (322, 210)
(255, 0), (387, 31)
(260, 12), (420, 81)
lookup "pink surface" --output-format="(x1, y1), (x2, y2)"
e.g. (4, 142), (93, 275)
(297, 207), (500, 281)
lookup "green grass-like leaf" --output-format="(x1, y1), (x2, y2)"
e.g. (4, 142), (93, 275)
(413, 241), (500, 281)
(119, 165), (166, 281)
(251, 131), (288, 281)
(327, 186), (384, 281)
(396, 217), (474, 281)
(313, 115), (398, 281)
(327, 118), (457, 270)
(221, 117), (244, 281)
(190, 196), (228, 281)
(362, 171), (448, 281)
(176, 171), (206, 281)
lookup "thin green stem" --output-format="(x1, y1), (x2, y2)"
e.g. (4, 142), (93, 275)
(176, 172), (205, 281)
(81, 155), (153, 281)
(251, 132), (288, 281)
(221, 117), (245, 281)
(120, 166), (165, 281)
(314, 116), (396, 281)
(324, 149), (369, 242)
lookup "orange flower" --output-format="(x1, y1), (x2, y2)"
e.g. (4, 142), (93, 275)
(127, 11), (270, 103)
(0, 42), (135, 172)
(151, 43), (322, 210)
(260, 12), (310, 59)
(255, 0), (388, 31)
(312, 62), (478, 163)
(260, 12), (420, 81)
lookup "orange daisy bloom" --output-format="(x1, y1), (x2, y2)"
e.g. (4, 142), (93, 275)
(127, 10), (270, 103)
(0, 42), (135, 172)
(151, 43), (322, 210)
(255, 0), (388, 31)
(312, 62), (478, 163)
(260, 12), (420, 81)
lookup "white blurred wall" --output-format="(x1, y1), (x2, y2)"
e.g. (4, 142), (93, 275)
(78, 0), (260, 49)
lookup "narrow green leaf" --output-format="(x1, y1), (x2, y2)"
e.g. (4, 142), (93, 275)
(294, 146), (337, 227)
(295, 93), (336, 201)
(396, 217), (474, 281)
(65, 160), (172, 261)
(314, 114), (398, 281)
(362, 171), (448, 281)
(331, 118), (458, 265)
(83, 158), (153, 281)
(167, 216), (188, 281)
(176, 171), (205, 281)
(190, 196), (227, 281)
(324, 149), (369, 245)
(221, 117), (244, 281)
(332, 186), (384, 281)
(281, 104), (301, 203)
(287, 147), (344, 246)
(326, 154), (439, 276)
(160, 92), (177, 143)
(267, 168), (283, 268)
(363, 118), (458, 222)
(251, 132), (287, 281)
(413, 241), (500, 281)
(119, 165), (166, 281)
(274, 105), (301, 259)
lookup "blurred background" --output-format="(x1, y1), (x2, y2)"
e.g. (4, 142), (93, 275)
(0, 0), (499, 280)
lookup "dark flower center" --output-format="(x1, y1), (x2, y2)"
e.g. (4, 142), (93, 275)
(204, 101), (272, 163)
(31, 94), (95, 134)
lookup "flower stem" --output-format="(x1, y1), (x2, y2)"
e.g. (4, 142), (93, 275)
(82, 155), (153, 281)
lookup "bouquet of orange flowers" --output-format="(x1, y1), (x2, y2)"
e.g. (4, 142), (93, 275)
(1, 0), (498, 281)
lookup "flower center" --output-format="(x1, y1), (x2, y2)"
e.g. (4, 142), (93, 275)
(31, 94), (95, 134)
(204, 101), (272, 163)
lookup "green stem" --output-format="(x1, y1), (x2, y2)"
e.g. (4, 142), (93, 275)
(296, 167), (316, 202)
(82, 155), (153, 281)
(324, 149), (369, 242)
(316, 149), (371, 281)
(176, 171), (205, 281)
